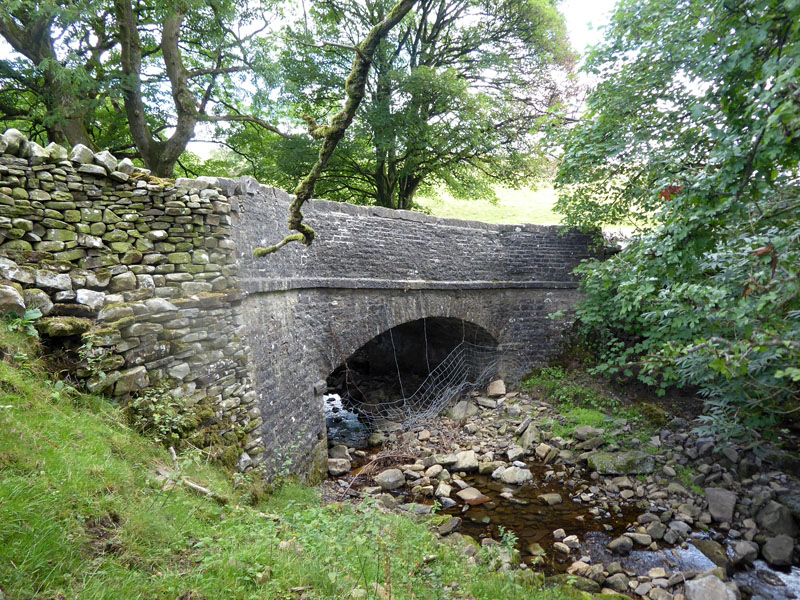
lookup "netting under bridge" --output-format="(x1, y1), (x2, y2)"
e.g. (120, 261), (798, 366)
(326, 338), (526, 442)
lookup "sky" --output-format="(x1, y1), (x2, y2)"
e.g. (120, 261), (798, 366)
(560, 0), (617, 57)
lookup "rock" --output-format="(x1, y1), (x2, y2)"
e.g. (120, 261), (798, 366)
(733, 540), (758, 564)
(75, 289), (105, 311)
(506, 446), (524, 462)
(761, 535), (794, 567)
(625, 532), (652, 546)
(328, 444), (351, 460)
(374, 468), (404, 491)
(438, 517), (461, 536)
(35, 270), (72, 291)
(487, 379), (506, 397)
(37, 316), (92, 337)
(3, 129), (26, 154)
(69, 143), (95, 164)
(22, 289), (53, 316)
(456, 487), (491, 506)
(114, 366), (150, 395)
(518, 422), (541, 451)
(692, 539), (730, 572)
(93, 150), (118, 172)
(586, 450), (655, 475)
(45, 142), (68, 161)
(563, 535), (580, 549)
(435, 482), (452, 498)
(552, 541), (570, 554)
(605, 572), (629, 592)
(475, 396), (497, 409)
(0, 284), (25, 316)
(367, 431), (386, 446)
(453, 450), (478, 472)
(28, 142), (49, 165)
(607, 535), (633, 555)
(327, 458), (351, 477)
(117, 158), (135, 174)
(538, 493), (563, 506)
(574, 425), (603, 441)
(756, 500), (798, 537)
(553, 528), (566, 540)
(500, 466), (532, 485)
(449, 400), (478, 421)
(685, 575), (736, 600)
(706, 487), (737, 523)
(546, 574), (599, 593)
(567, 560), (591, 576)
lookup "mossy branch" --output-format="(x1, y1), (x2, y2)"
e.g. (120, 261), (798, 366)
(254, 0), (418, 259)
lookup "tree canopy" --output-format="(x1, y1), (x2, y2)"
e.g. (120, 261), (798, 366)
(222, 0), (575, 209)
(556, 0), (800, 435)
(0, 0), (287, 176)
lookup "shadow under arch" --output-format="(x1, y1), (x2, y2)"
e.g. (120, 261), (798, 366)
(324, 317), (500, 446)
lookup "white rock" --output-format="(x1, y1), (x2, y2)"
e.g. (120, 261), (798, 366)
(69, 143), (94, 164)
(93, 149), (118, 172)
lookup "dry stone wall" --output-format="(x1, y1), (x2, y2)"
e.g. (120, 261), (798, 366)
(0, 129), (263, 471)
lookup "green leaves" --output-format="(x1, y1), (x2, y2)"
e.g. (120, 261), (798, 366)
(557, 0), (800, 436)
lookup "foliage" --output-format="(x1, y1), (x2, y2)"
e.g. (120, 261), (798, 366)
(127, 383), (192, 444)
(0, 327), (585, 600)
(555, 0), (800, 436)
(230, 0), (574, 209)
(0, 0), (286, 175)
(4, 308), (42, 338)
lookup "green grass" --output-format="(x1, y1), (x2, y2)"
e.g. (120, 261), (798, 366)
(416, 184), (563, 225)
(0, 328), (599, 600)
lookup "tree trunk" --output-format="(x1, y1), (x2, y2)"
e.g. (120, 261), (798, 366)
(397, 175), (421, 209)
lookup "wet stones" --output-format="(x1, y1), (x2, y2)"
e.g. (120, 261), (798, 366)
(537, 492), (562, 506)
(327, 458), (351, 477)
(761, 534), (794, 567)
(607, 535), (634, 555)
(684, 574), (736, 600)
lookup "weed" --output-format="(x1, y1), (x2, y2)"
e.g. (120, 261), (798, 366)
(4, 308), (42, 338)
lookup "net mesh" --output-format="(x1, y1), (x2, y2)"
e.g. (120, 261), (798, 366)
(337, 340), (525, 432)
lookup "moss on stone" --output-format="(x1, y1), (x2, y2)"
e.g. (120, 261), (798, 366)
(37, 316), (93, 337)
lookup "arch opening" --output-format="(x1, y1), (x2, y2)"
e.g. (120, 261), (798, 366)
(324, 317), (498, 447)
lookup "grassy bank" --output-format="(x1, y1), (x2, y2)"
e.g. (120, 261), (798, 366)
(415, 185), (562, 225)
(0, 328), (599, 600)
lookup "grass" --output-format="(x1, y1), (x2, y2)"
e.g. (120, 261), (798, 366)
(0, 327), (601, 600)
(415, 184), (563, 225)
(522, 367), (662, 445)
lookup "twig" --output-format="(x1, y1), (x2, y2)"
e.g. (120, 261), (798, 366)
(167, 446), (229, 505)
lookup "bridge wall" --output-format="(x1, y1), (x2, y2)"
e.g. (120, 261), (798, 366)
(224, 177), (598, 479)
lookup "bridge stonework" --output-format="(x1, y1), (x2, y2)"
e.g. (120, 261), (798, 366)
(0, 130), (598, 480)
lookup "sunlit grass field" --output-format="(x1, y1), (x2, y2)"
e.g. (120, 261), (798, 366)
(416, 184), (563, 225)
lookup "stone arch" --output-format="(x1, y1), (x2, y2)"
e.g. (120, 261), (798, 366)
(311, 292), (504, 390)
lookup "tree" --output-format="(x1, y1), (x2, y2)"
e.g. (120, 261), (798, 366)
(256, 0), (420, 255)
(236, 0), (573, 209)
(0, 0), (289, 177)
(556, 0), (800, 435)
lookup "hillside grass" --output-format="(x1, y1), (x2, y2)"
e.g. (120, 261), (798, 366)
(0, 327), (598, 600)
(416, 184), (563, 225)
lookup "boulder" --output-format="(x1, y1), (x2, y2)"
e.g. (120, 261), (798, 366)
(449, 400), (478, 421)
(374, 468), (404, 491)
(93, 150), (118, 172)
(762, 534), (794, 568)
(453, 450), (478, 472)
(692, 539), (730, 572)
(327, 458), (351, 477)
(500, 466), (532, 485)
(706, 487), (737, 523)
(537, 493), (562, 506)
(573, 425), (603, 441)
(518, 423), (541, 452)
(456, 487), (491, 506)
(756, 500), (798, 537)
(69, 143), (94, 164)
(607, 535), (633, 555)
(732, 540), (758, 564)
(328, 444), (352, 460)
(685, 575), (736, 600)
(586, 450), (655, 475)
(3, 129), (26, 154)
(487, 379), (506, 397)
(0, 284), (25, 316)
(438, 517), (461, 536)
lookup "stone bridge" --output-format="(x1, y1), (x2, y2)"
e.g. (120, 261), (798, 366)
(223, 177), (599, 478)
(0, 131), (598, 480)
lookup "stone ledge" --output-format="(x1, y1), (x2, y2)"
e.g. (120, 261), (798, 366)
(243, 277), (580, 293)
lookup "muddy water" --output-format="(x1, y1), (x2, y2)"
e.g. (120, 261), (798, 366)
(439, 463), (640, 573)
